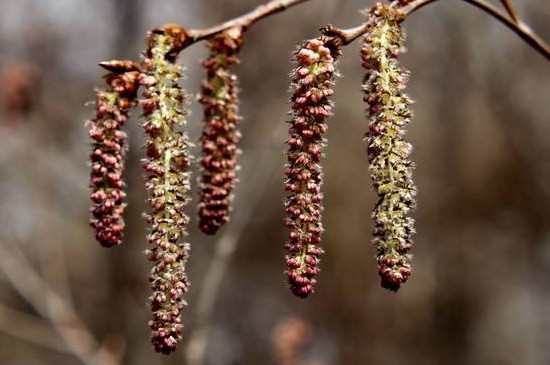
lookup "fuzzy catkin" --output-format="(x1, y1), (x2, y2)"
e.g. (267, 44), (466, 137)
(141, 28), (192, 354)
(88, 63), (140, 247)
(198, 27), (243, 235)
(284, 37), (341, 298)
(361, 4), (417, 292)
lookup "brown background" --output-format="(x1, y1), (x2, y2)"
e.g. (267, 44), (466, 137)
(0, 0), (549, 364)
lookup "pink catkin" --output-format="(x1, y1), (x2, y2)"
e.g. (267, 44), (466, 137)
(198, 28), (243, 235)
(88, 66), (140, 247)
(283, 36), (341, 298)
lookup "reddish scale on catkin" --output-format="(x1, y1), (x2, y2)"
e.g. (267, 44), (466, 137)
(284, 37), (341, 298)
(88, 61), (140, 247)
(362, 4), (417, 291)
(198, 28), (243, 235)
(141, 27), (192, 354)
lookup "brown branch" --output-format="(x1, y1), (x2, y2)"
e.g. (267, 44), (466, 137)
(187, 0), (312, 43)
(0, 303), (68, 353)
(334, 0), (550, 62)
(500, 0), (520, 23)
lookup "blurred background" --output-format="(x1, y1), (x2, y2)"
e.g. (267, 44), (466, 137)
(0, 0), (549, 364)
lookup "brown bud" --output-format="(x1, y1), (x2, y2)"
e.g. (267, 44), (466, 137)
(99, 60), (142, 73)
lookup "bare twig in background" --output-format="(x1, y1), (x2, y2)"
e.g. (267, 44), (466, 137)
(0, 243), (121, 365)
(0, 303), (68, 353)
(0, 124), (124, 363)
(403, 0), (550, 60)
(0, 126), (87, 194)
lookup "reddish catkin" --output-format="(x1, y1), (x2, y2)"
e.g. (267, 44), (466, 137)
(362, 4), (417, 291)
(198, 27), (243, 235)
(141, 26), (192, 354)
(283, 36), (341, 298)
(88, 61), (140, 247)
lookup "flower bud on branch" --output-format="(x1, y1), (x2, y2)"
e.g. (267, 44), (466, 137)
(362, 4), (417, 292)
(283, 36), (341, 298)
(198, 27), (244, 235)
(141, 26), (193, 354)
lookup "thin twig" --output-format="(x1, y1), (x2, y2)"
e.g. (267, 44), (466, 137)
(0, 303), (68, 353)
(187, 0), (311, 43)
(0, 243), (119, 365)
(500, 0), (520, 23)
(334, 0), (550, 62)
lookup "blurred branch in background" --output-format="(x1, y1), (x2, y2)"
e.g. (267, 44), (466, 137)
(0, 242), (123, 365)
(186, 121), (286, 365)
(0, 58), (124, 364)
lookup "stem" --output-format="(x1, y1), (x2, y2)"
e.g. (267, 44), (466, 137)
(500, 0), (520, 23)
(336, 0), (550, 62)
(187, 0), (311, 43)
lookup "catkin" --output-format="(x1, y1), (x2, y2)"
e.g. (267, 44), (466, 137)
(283, 36), (341, 298)
(362, 4), (417, 291)
(88, 61), (140, 247)
(141, 26), (192, 354)
(198, 27), (243, 235)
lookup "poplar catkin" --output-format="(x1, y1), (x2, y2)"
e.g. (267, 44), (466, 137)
(198, 27), (243, 235)
(88, 61), (140, 247)
(361, 4), (417, 291)
(283, 36), (341, 298)
(141, 26), (193, 354)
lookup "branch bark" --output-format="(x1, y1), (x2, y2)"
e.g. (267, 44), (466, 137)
(500, 0), (520, 24)
(187, 0), (312, 43)
(335, 0), (550, 62)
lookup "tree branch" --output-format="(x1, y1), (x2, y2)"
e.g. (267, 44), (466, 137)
(500, 0), (520, 24)
(187, 0), (312, 43)
(334, 0), (550, 62)
(0, 303), (68, 353)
